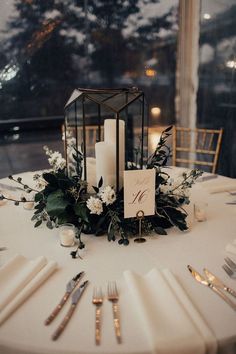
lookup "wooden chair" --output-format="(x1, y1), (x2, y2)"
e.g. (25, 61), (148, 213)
(172, 126), (223, 173)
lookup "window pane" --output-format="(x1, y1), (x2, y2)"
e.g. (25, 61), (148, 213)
(0, 0), (178, 176)
(198, 0), (236, 176)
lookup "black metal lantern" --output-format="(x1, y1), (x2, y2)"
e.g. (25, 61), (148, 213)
(64, 87), (148, 191)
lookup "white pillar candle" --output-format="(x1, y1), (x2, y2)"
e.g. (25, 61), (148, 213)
(83, 157), (97, 193)
(104, 119), (125, 188)
(59, 224), (76, 247)
(95, 141), (116, 188)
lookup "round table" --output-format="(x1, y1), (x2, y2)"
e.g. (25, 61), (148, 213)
(0, 169), (236, 354)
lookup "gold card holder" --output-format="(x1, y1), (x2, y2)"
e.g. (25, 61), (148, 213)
(134, 210), (146, 243)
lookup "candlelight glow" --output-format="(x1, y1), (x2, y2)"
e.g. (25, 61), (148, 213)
(145, 69), (156, 77)
(149, 131), (162, 153)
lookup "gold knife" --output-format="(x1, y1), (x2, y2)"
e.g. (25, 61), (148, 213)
(45, 271), (84, 325)
(203, 268), (236, 298)
(187, 265), (236, 311)
(52, 280), (89, 340)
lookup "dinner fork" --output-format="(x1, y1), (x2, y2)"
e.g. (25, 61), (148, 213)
(107, 281), (121, 344)
(92, 287), (103, 345)
(222, 264), (236, 279)
(225, 257), (236, 270)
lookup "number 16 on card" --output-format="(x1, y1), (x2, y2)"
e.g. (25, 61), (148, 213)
(123, 169), (155, 219)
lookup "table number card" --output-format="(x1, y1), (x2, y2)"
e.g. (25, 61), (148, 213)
(123, 169), (155, 218)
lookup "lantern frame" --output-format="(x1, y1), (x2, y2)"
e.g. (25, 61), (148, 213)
(64, 87), (148, 191)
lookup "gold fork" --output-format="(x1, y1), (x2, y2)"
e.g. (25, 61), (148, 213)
(107, 281), (121, 344)
(92, 286), (103, 345)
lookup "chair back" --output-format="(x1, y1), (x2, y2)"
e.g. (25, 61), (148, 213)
(172, 126), (223, 173)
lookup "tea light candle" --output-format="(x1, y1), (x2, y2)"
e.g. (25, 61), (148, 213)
(194, 202), (207, 222)
(59, 225), (76, 247)
(195, 209), (207, 222)
(0, 198), (7, 206)
(23, 201), (35, 210)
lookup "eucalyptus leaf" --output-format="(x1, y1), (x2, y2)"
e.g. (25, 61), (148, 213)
(154, 226), (167, 235)
(34, 192), (43, 202)
(98, 177), (103, 189)
(46, 190), (69, 217)
(42, 173), (58, 186)
(74, 203), (89, 223)
(34, 220), (42, 228)
(46, 220), (54, 229)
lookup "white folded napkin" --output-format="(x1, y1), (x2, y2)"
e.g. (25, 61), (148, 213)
(0, 254), (57, 325)
(202, 180), (236, 194)
(124, 268), (216, 354)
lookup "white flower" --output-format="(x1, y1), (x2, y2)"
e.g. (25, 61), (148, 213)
(33, 173), (48, 190)
(99, 186), (116, 206)
(44, 146), (66, 171)
(86, 196), (103, 215)
(159, 184), (172, 194)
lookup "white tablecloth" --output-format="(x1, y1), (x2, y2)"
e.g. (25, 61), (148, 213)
(1, 169), (236, 354)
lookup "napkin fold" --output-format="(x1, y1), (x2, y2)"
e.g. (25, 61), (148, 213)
(124, 268), (216, 354)
(0, 254), (57, 325)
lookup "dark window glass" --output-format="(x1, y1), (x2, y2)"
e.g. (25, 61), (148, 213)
(0, 0), (178, 177)
(198, 0), (236, 177)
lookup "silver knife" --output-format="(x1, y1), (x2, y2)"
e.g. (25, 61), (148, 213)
(52, 280), (89, 340)
(45, 271), (84, 325)
(203, 268), (236, 298)
(187, 265), (236, 311)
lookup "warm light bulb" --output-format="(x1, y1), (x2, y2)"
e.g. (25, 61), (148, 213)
(203, 13), (211, 20)
(226, 60), (236, 69)
(151, 107), (161, 117)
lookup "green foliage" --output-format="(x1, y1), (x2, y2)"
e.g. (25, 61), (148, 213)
(9, 126), (202, 247)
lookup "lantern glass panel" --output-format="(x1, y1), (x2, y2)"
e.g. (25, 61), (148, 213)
(64, 88), (148, 190)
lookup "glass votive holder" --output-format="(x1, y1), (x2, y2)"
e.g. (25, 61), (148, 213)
(194, 202), (208, 222)
(21, 192), (35, 210)
(58, 223), (76, 247)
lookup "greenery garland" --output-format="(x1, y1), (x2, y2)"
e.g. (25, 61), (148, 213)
(0, 126), (202, 257)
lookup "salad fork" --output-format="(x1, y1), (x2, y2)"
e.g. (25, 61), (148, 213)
(107, 281), (121, 344)
(222, 264), (236, 279)
(92, 287), (103, 345)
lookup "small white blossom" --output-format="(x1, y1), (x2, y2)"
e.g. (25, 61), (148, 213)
(100, 186), (116, 205)
(86, 196), (103, 215)
(159, 184), (172, 194)
(33, 173), (48, 190)
(44, 146), (66, 171)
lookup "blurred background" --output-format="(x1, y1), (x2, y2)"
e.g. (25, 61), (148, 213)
(0, 0), (235, 178)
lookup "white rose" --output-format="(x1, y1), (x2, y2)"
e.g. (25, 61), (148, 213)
(100, 186), (116, 206)
(86, 196), (103, 215)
